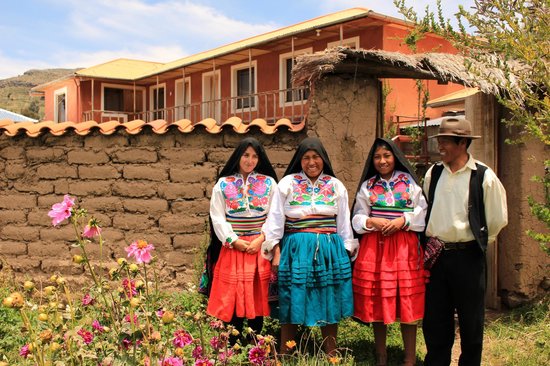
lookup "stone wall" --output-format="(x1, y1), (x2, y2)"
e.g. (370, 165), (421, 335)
(0, 129), (304, 287)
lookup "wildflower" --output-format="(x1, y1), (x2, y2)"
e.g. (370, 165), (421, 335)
(44, 285), (56, 296)
(162, 310), (175, 324)
(117, 258), (127, 266)
(209, 320), (224, 329)
(38, 313), (48, 322)
(39, 329), (53, 343)
(77, 328), (94, 345)
(49, 342), (61, 353)
(23, 280), (35, 291)
(174, 347), (184, 357)
(4, 292), (24, 308)
(173, 329), (193, 348)
(192, 345), (203, 359)
(92, 320), (104, 333)
(194, 359), (214, 366)
(19, 344), (31, 358)
(129, 263), (140, 273)
(82, 293), (94, 306)
(82, 219), (101, 238)
(248, 346), (266, 365)
(130, 297), (141, 308)
(159, 357), (184, 366)
(156, 309), (165, 318)
(73, 254), (85, 264)
(285, 340), (296, 349)
(125, 240), (155, 264)
(209, 336), (222, 350)
(328, 356), (341, 364)
(149, 331), (162, 343)
(218, 350), (234, 363)
(124, 314), (139, 325)
(48, 194), (75, 226)
(122, 278), (138, 298)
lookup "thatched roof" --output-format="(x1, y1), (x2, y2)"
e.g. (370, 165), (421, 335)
(292, 48), (524, 101)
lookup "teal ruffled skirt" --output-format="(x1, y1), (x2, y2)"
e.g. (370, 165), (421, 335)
(277, 232), (353, 326)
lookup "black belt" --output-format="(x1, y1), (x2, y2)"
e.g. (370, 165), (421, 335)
(444, 240), (477, 250)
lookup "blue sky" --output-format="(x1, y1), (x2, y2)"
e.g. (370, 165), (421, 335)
(1, 0), (474, 79)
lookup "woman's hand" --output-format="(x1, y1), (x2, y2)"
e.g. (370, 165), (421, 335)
(271, 245), (281, 272)
(246, 234), (264, 254)
(381, 217), (406, 236)
(233, 239), (250, 252)
(367, 217), (391, 231)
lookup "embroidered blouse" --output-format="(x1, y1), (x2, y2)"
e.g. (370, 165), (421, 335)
(210, 172), (277, 248)
(352, 170), (427, 234)
(262, 172), (358, 259)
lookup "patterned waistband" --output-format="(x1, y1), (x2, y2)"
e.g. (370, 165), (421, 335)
(285, 215), (337, 234)
(370, 206), (413, 220)
(226, 214), (266, 235)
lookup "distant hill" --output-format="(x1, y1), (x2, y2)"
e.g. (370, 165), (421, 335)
(0, 68), (80, 120)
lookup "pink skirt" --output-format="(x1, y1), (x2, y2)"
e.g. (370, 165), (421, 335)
(353, 230), (427, 324)
(207, 234), (272, 322)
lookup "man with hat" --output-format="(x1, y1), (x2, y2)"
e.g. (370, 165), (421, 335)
(422, 117), (508, 366)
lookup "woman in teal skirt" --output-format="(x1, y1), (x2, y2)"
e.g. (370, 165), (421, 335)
(263, 137), (358, 354)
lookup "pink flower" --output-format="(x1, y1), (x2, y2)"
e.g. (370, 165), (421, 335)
(248, 346), (266, 365)
(192, 345), (203, 359)
(77, 328), (94, 345)
(218, 349), (234, 363)
(209, 320), (224, 329)
(194, 359), (214, 366)
(48, 194), (75, 226)
(19, 344), (31, 358)
(82, 293), (94, 306)
(173, 329), (193, 348)
(209, 336), (222, 350)
(92, 320), (104, 333)
(124, 314), (139, 325)
(122, 278), (138, 298)
(125, 240), (155, 264)
(159, 357), (184, 366)
(82, 222), (102, 238)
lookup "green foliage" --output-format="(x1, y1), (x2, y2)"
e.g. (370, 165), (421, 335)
(527, 160), (550, 253)
(20, 98), (41, 120)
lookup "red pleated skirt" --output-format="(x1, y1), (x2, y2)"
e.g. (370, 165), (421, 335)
(207, 234), (272, 322)
(352, 230), (427, 324)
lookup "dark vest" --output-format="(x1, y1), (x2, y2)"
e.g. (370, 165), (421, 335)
(426, 162), (489, 252)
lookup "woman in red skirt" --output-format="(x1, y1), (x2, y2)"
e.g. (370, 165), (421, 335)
(205, 138), (278, 340)
(351, 138), (428, 366)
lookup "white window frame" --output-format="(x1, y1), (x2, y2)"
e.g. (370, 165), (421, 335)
(230, 60), (258, 113)
(53, 87), (67, 123)
(279, 47), (312, 107)
(101, 83), (146, 122)
(149, 83), (167, 120)
(175, 77), (192, 120)
(201, 69), (221, 121)
(327, 36), (360, 49)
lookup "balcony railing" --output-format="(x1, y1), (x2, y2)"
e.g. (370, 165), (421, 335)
(82, 86), (310, 125)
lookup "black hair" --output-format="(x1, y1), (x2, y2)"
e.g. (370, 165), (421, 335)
(283, 137), (336, 178)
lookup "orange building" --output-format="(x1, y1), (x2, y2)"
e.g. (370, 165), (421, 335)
(32, 8), (463, 126)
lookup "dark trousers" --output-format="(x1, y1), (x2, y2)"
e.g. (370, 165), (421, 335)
(229, 315), (264, 345)
(423, 246), (486, 366)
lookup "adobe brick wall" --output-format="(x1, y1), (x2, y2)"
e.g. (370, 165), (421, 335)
(0, 129), (305, 288)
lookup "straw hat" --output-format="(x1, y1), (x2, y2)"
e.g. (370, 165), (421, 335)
(429, 117), (481, 139)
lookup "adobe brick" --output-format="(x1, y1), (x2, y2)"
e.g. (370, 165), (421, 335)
(26, 148), (66, 163)
(268, 149), (296, 166)
(68, 181), (112, 196)
(124, 231), (172, 251)
(67, 150), (110, 164)
(13, 181), (54, 194)
(53, 180), (70, 194)
(158, 183), (204, 200)
(159, 215), (206, 234)
(161, 251), (191, 267)
(0, 194), (36, 209)
(38, 194), (69, 209)
(173, 132), (222, 148)
(207, 150), (233, 164)
(5, 163), (26, 179)
(113, 214), (155, 231)
(41, 259), (85, 275)
(159, 148), (206, 165)
(27, 210), (52, 226)
(43, 134), (84, 148)
(171, 199), (209, 216)
(8, 258), (41, 272)
(28, 241), (71, 257)
(173, 233), (209, 251)
(37, 164), (78, 179)
(169, 164), (216, 183)
(112, 149), (158, 164)
(80, 197), (124, 212)
(123, 198), (168, 214)
(84, 134), (129, 149)
(0, 241), (27, 255)
(113, 181), (158, 198)
(129, 133), (176, 149)
(90, 212), (112, 226)
(78, 165), (120, 179)
(100, 228), (125, 245)
(40, 225), (75, 242)
(0, 209), (27, 224)
(0, 146), (25, 159)
(123, 165), (168, 181)
(1, 226), (40, 241)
